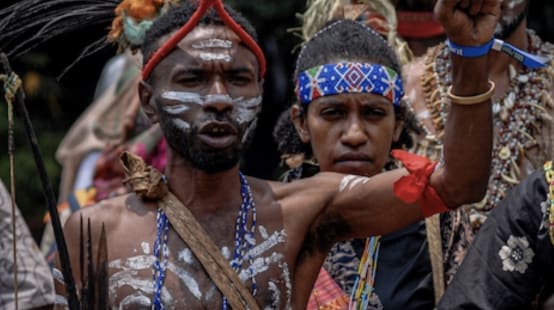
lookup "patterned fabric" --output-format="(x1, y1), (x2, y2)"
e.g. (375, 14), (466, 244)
(0, 180), (55, 309)
(307, 269), (349, 310)
(295, 62), (404, 106)
(438, 166), (554, 309)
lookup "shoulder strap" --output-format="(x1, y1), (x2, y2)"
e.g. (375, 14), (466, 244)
(159, 193), (260, 310)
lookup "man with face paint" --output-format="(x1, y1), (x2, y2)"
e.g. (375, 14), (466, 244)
(54, 0), (500, 308)
(405, 0), (554, 234)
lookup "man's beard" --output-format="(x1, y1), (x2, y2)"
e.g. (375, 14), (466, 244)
(159, 112), (257, 174)
(494, 7), (527, 40)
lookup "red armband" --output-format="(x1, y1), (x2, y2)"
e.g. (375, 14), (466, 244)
(391, 150), (449, 217)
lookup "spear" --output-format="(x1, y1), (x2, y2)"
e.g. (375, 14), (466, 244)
(0, 52), (80, 309)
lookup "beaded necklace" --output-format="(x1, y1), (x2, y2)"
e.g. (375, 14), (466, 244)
(416, 30), (554, 227)
(152, 208), (170, 310)
(151, 172), (257, 309)
(348, 236), (381, 310)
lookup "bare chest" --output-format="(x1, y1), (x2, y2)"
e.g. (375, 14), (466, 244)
(106, 223), (292, 309)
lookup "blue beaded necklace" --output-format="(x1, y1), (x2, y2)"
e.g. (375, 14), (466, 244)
(151, 172), (257, 309)
(152, 208), (169, 310)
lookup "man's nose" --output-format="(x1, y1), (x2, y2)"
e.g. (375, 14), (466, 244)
(204, 79), (233, 113)
(341, 120), (367, 147)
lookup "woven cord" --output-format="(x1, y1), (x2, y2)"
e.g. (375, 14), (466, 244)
(1, 71), (22, 310)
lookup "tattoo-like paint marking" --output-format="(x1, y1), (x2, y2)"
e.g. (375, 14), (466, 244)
(199, 52), (232, 62)
(178, 248), (193, 264)
(109, 254), (202, 304)
(192, 39), (233, 49)
(248, 228), (286, 258)
(141, 241), (150, 254)
(339, 175), (370, 192)
(266, 281), (280, 310)
(119, 293), (152, 308)
(221, 246), (231, 260)
(106, 225), (292, 307)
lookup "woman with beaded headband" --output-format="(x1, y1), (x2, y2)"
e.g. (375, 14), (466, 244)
(276, 18), (435, 309)
(274, 1), (500, 309)
(299, 1), (473, 303)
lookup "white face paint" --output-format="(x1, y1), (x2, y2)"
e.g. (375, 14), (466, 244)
(192, 39), (233, 49)
(199, 52), (232, 62)
(160, 91), (262, 130)
(339, 175), (370, 192)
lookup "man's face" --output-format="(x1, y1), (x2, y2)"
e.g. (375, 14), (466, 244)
(147, 26), (263, 173)
(494, 0), (528, 39)
(298, 93), (401, 177)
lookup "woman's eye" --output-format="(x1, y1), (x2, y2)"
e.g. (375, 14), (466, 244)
(363, 107), (386, 117)
(320, 108), (345, 118)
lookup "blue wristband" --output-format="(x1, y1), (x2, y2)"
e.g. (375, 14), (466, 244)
(446, 39), (494, 57)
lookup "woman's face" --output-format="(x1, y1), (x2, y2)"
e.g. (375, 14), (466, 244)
(293, 92), (402, 177)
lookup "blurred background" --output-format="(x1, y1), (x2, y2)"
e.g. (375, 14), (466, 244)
(0, 0), (553, 242)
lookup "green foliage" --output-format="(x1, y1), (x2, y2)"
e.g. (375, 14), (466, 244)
(0, 99), (64, 232)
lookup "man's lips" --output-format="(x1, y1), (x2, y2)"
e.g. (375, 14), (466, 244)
(197, 121), (239, 149)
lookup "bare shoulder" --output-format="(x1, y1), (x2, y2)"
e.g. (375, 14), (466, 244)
(63, 193), (154, 235)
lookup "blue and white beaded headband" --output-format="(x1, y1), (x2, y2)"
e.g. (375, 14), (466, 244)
(295, 62), (404, 106)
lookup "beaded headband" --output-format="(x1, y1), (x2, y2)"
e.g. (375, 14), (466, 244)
(142, 0), (266, 81)
(295, 62), (404, 106)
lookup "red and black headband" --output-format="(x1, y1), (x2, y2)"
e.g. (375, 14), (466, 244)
(142, 0), (266, 81)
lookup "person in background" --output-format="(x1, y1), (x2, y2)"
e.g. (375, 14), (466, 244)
(0, 179), (55, 309)
(438, 160), (554, 309)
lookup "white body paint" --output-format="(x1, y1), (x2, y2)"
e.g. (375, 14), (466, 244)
(141, 241), (150, 254)
(106, 225), (291, 308)
(339, 175), (370, 192)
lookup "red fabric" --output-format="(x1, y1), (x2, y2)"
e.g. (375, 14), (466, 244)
(142, 0), (266, 80)
(307, 268), (349, 310)
(391, 150), (449, 217)
(397, 11), (444, 39)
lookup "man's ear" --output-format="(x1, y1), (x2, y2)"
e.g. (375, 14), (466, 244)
(290, 104), (311, 143)
(138, 80), (158, 123)
(257, 78), (264, 96)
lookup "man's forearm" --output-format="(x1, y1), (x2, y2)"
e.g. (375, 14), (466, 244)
(434, 55), (493, 208)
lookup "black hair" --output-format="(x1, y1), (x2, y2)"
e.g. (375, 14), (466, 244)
(276, 19), (420, 163)
(294, 19), (401, 80)
(141, 1), (258, 67)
